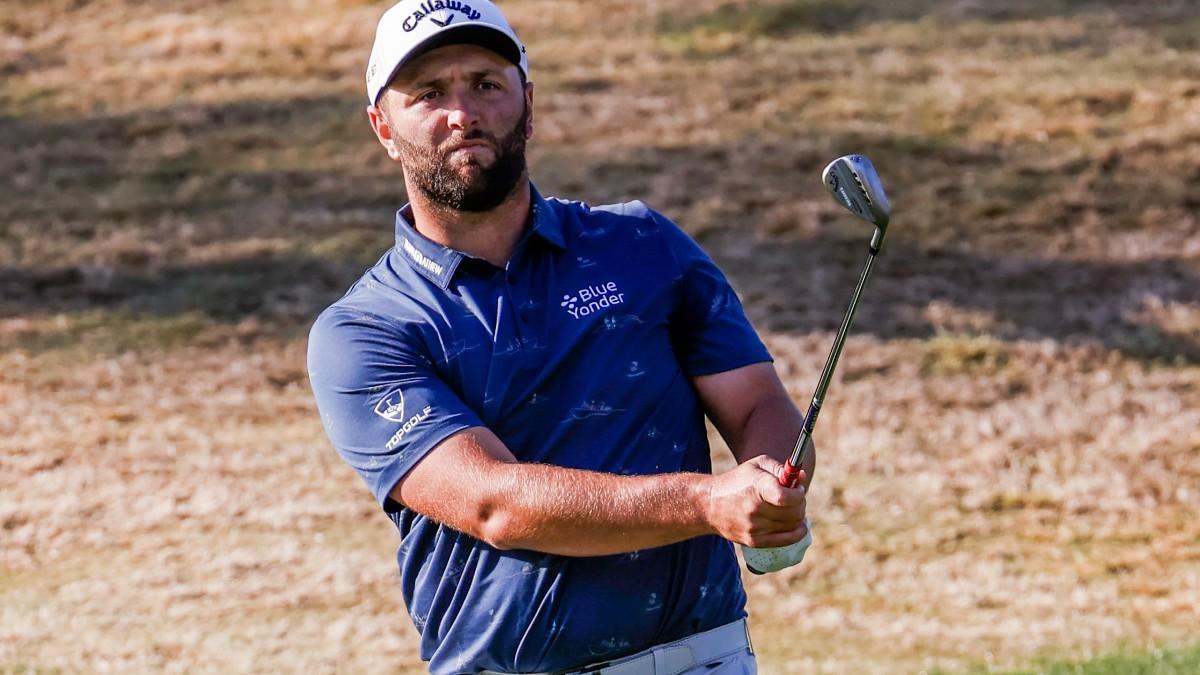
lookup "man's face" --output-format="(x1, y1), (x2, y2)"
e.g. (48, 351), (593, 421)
(369, 43), (533, 213)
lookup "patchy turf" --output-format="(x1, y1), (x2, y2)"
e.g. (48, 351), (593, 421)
(2, 0), (1198, 672)
(940, 642), (1200, 675)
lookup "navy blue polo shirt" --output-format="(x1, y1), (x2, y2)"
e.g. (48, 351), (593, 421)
(307, 186), (772, 674)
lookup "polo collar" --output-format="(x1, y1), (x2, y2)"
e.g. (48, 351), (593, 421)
(527, 185), (566, 250)
(394, 207), (462, 288)
(393, 184), (565, 288)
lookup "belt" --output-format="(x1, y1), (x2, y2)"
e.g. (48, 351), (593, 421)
(481, 618), (752, 675)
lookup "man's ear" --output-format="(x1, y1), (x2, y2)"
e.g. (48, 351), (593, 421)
(367, 101), (404, 161)
(523, 80), (535, 140)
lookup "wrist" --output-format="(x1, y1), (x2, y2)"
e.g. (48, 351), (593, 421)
(689, 473), (718, 537)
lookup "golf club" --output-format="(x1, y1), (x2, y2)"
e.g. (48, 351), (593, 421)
(743, 154), (891, 574)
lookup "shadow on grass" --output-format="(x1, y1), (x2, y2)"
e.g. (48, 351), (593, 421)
(0, 254), (357, 317)
(713, 232), (1200, 365)
(0, 254), (361, 353)
(3, 226), (1195, 364)
(0, 95), (394, 351)
(0, 94), (396, 232)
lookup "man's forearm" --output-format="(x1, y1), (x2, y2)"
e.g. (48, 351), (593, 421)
(492, 381), (814, 555)
(477, 463), (712, 556)
(732, 393), (814, 488)
(395, 424), (806, 557)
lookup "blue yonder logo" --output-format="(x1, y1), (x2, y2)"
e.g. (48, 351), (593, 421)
(560, 281), (626, 319)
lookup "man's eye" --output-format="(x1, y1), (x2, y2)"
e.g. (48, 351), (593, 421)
(418, 90), (440, 101)
(478, 81), (499, 91)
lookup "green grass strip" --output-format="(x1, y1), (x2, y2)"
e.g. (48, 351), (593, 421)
(947, 644), (1200, 675)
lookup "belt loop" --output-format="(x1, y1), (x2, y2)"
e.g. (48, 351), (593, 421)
(652, 645), (695, 675)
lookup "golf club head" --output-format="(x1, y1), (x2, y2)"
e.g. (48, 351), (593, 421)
(822, 154), (891, 251)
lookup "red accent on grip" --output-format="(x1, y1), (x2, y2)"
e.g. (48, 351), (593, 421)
(779, 463), (802, 488)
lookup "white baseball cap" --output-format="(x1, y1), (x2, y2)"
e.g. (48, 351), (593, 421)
(366, 0), (529, 104)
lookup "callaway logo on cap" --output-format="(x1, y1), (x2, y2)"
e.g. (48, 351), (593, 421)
(366, 0), (529, 104)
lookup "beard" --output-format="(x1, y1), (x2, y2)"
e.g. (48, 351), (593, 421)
(396, 104), (529, 213)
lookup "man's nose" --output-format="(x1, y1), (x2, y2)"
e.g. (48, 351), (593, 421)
(445, 93), (480, 131)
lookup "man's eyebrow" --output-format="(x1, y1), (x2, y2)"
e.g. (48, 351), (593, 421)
(406, 69), (503, 91)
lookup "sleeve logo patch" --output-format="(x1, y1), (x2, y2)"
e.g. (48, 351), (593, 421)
(374, 389), (406, 422)
(375, 388), (434, 451)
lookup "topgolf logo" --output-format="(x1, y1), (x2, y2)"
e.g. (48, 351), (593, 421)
(560, 281), (626, 319)
(374, 389), (405, 422)
(375, 387), (434, 451)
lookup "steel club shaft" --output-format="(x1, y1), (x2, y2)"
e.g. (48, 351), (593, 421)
(779, 248), (879, 488)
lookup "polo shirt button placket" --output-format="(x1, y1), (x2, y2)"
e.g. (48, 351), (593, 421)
(515, 303), (540, 363)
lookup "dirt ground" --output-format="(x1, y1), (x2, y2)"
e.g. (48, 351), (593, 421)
(2, 1), (1198, 673)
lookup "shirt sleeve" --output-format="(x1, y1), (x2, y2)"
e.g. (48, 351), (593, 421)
(652, 209), (774, 376)
(307, 307), (484, 510)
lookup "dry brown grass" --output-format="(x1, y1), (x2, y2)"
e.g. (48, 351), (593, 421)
(2, 0), (1199, 672)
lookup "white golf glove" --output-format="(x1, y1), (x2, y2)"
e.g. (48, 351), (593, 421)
(741, 518), (813, 574)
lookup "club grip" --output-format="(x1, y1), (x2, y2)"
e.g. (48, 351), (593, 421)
(779, 463), (803, 488)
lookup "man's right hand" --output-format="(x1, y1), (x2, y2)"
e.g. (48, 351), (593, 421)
(704, 455), (808, 548)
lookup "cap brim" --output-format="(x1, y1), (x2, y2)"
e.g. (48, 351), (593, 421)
(375, 24), (524, 103)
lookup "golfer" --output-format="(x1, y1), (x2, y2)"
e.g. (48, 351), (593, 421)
(307, 1), (814, 672)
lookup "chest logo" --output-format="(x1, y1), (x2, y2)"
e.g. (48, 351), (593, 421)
(561, 281), (626, 319)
